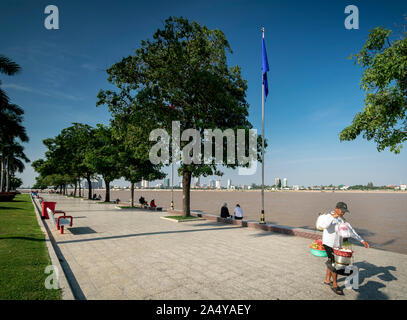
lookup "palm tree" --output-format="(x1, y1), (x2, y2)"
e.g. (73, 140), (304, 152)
(0, 55), (29, 192)
(0, 141), (29, 192)
(0, 55), (21, 108)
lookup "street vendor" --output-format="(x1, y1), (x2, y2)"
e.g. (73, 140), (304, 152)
(319, 202), (370, 295)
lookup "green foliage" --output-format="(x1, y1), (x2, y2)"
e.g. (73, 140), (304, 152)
(98, 16), (266, 214)
(340, 24), (407, 153)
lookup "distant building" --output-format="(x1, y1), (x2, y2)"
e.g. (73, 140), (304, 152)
(216, 180), (221, 189)
(193, 176), (200, 188)
(401, 184), (406, 191)
(282, 178), (287, 188)
(227, 179), (232, 189)
(84, 177), (103, 190)
(209, 179), (216, 188)
(275, 178), (281, 188)
(141, 180), (149, 188)
(293, 185), (299, 190)
(163, 178), (170, 188)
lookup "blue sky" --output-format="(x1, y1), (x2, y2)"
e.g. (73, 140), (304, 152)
(1, 0), (406, 188)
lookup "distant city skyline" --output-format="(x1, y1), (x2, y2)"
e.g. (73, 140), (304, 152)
(1, 0), (406, 188)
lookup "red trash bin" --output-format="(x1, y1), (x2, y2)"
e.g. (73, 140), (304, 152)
(41, 201), (56, 219)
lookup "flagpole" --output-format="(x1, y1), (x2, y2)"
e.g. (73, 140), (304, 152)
(170, 160), (174, 211)
(260, 27), (266, 224)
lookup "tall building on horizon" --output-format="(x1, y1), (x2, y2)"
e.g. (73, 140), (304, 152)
(141, 180), (149, 188)
(275, 178), (281, 188)
(216, 180), (221, 189)
(282, 178), (288, 188)
(227, 179), (232, 189)
(163, 178), (170, 188)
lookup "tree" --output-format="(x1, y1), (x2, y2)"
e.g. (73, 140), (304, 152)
(98, 16), (264, 216)
(85, 124), (122, 202)
(33, 123), (96, 198)
(0, 141), (29, 191)
(340, 22), (407, 153)
(0, 54), (21, 109)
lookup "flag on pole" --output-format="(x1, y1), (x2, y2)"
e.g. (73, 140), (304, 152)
(262, 34), (270, 99)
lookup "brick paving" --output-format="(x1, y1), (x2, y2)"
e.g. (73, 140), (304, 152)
(37, 194), (407, 300)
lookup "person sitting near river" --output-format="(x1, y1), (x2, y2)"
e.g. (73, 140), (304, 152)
(93, 193), (97, 200)
(150, 199), (157, 208)
(96, 194), (102, 200)
(234, 204), (243, 220)
(114, 198), (120, 204)
(220, 203), (230, 219)
(139, 196), (146, 205)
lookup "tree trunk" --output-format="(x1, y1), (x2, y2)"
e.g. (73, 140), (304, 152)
(59, 185), (63, 194)
(5, 158), (10, 192)
(74, 180), (77, 197)
(0, 158), (4, 192)
(86, 175), (92, 200)
(182, 170), (192, 217)
(79, 178), (82, 197)
(130, 182), (135, 207)
(105, 180), (110, 202)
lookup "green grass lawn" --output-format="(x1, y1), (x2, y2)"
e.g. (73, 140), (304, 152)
(0, 194), (61, 300)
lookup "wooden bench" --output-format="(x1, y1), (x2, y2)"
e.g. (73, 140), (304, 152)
(46, 207), (73, 234)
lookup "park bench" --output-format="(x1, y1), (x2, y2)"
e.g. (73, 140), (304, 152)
(46, 207), (73, 234)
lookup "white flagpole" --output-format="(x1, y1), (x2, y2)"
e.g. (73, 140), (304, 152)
(260, 27), (266, 224)
(170, 161), (174, 211)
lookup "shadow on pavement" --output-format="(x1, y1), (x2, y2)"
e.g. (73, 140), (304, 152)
(57, 226), (241, 245)
(353, 261), (397, 300)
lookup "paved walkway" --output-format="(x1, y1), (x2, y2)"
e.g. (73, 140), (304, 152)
(37, 194), (407, 300)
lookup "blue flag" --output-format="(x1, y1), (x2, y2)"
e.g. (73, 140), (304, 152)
(262, 36), (269, 99)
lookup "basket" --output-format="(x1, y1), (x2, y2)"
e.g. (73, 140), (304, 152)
(310, 248), (327, 257)
(333, 247), (353, 258)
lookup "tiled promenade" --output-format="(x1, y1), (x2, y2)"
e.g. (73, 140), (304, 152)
(36, 194), (407, 300)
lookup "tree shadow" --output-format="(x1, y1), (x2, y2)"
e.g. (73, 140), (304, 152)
(341, 261), (398, 300)
(0, 236), (46, 242)
(0, 206), (19, 210)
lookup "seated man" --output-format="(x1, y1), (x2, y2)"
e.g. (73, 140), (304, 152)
(114, 198), (120, 204)
(139, 196), (146, 205)
(220, 203), (230, 218)
(150, 199), (157, 208)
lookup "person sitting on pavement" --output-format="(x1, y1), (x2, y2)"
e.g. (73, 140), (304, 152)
(93, 193), (97, 200)
(319, 201), (370, 296)
(234, 204), (243, 220)
(96, 194), (102, 200)
(220, 203), (230, 219)
(150, 199), (157, 208)
(139, 196), (147, 206)
(114, 198), (120, 204)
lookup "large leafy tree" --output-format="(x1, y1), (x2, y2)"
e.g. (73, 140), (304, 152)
(98, 16), (263, 216)
(85, 124), (122, 202)
(340, 23), (407, 153)
(33, 123), (96, 198)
